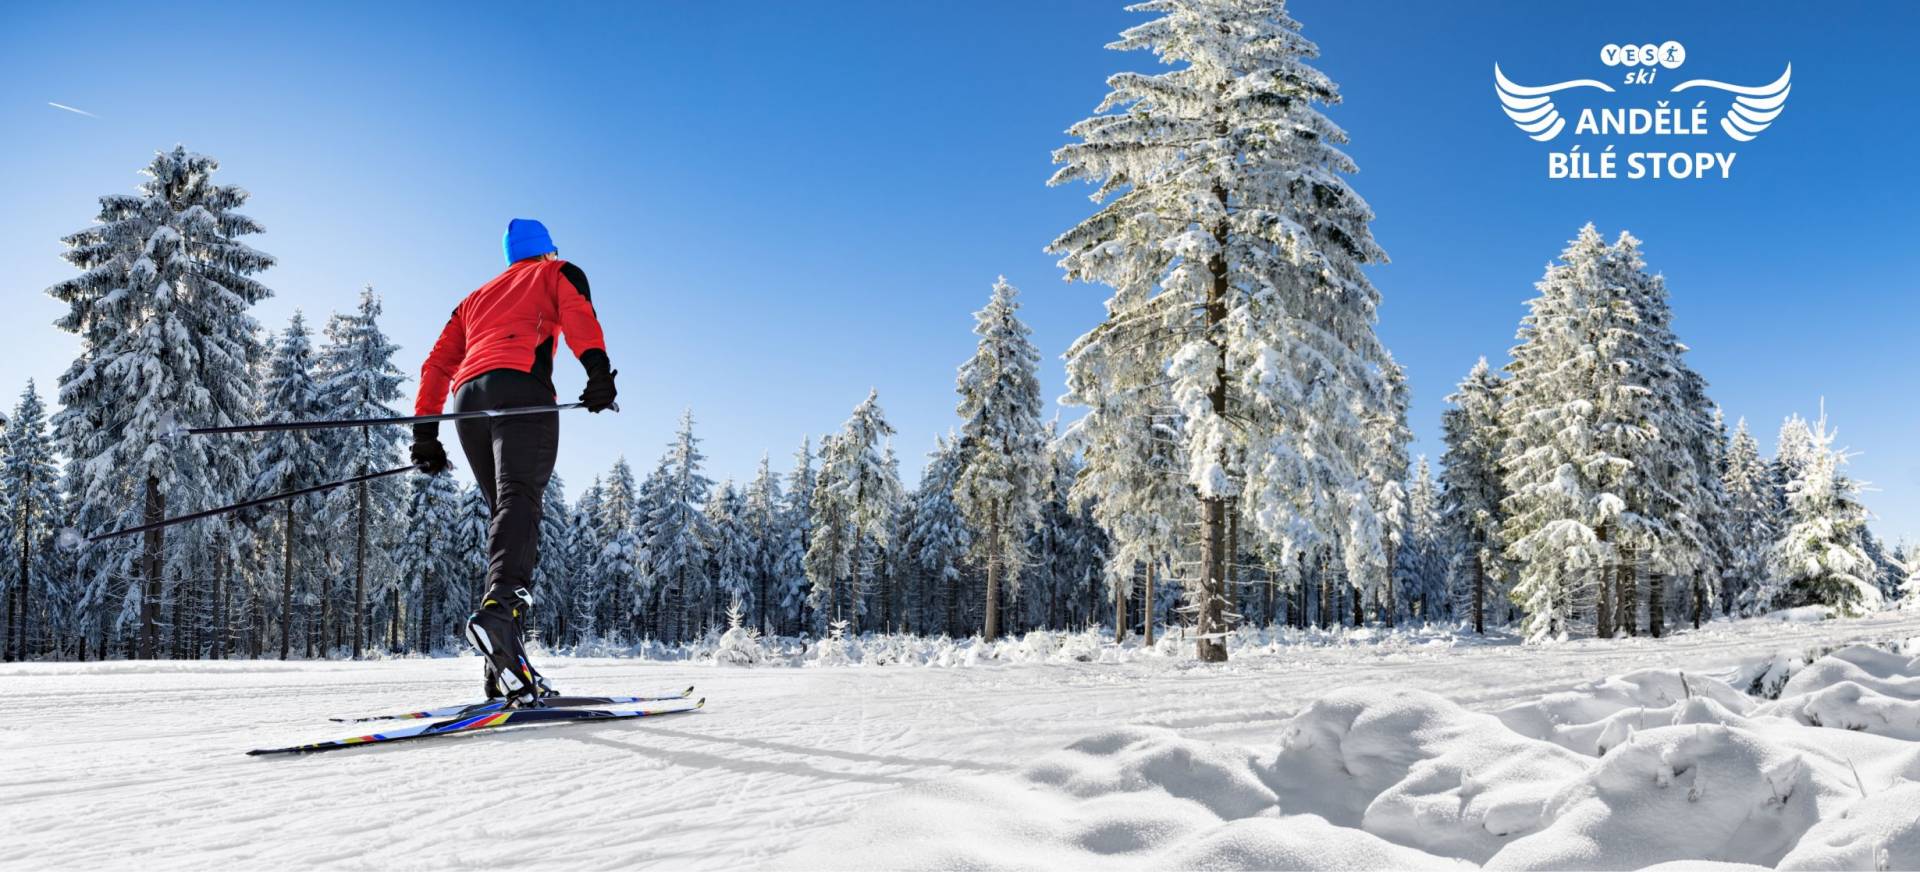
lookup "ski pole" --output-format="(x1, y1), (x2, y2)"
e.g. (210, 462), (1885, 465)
(165, 401), (619, 439)
(80, 465), (417, 544)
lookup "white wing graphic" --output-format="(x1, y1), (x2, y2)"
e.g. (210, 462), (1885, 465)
(1494, 64), (1615, 142)
(1672, 64), (1792, 142)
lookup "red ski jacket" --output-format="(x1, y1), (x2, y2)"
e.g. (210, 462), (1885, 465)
(415, 259), (608, 415)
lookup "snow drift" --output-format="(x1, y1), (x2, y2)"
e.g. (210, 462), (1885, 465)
(794, 643), (1920, 870)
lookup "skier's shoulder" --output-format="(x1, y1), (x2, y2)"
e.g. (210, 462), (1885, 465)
(552, 260), (591, 301)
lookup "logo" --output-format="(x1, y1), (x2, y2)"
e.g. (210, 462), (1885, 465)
(1494, 42), (1791, 180)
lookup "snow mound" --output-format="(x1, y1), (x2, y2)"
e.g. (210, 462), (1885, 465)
(1494, 668), (1756, 749)
(1269, 688), (1588, 863)
(1485, 724), (1841, 869)
(1774, 643), (1920, 700)
(795, 642), (1920, 870)
(1777, 781), (1920, 870)
(1752, 644), (1920, 739)
(1157, 814), (1470, 871)
(783, 723), (1464, 871)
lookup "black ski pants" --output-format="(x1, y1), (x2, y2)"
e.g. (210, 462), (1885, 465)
(450, 369), (558, 608)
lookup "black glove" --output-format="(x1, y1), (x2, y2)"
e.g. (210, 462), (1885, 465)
(579, 349), (618, 413)
(411, 423), (450, 475)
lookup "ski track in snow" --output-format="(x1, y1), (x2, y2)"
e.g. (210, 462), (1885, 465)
(5, 613), (1920, 871)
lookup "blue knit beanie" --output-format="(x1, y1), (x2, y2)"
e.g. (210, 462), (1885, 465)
(503, 218), (557, 264)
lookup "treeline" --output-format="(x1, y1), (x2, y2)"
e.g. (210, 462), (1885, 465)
(7, 2), (1915, 663)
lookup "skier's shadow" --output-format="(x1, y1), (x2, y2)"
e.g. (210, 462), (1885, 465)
(562, 731), (923, 786)
(634, 724), (996, 773)
(550, 723), (996, 783)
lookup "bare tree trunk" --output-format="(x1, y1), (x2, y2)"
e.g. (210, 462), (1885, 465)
(984, 522), (1001, 642)
(215, 557), (229, 656)
(1144, 558), (1156, 645)
(281, 500), (295, 660)
(1471, 545), (1485, 635)
(2, 576), (14, 662)
(14, 471), (32, 661)
(1615, 545), (1637, 636)
(1595, 524), (1614, 639)
(139, 476), (164, 659)
(354, 478), (368, 659)
(1192, 177), (1232, 665)
(1319, 549), (1333, 630)
(171, 569), (186, 659)
(1295, 551), (1307, 629)
(1383, 542), (1397, 628)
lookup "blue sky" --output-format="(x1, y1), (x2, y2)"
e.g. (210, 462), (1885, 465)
(2, 1), (1915, 544)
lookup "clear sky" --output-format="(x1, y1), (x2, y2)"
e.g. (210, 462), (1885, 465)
(2, 1), (1915, 544)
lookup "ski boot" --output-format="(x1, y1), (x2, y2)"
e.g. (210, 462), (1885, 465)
(465, 588), (555, 707)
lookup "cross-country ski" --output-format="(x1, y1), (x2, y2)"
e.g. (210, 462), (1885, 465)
(5, 1), (1917, 870)
(251, 697), (706, 755)
(329, 686), (695, 723)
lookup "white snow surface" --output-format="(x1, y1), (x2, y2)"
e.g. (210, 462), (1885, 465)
(8, 614), (1920, 871)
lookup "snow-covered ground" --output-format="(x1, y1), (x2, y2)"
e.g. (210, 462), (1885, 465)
(7, 612), (1920, 871)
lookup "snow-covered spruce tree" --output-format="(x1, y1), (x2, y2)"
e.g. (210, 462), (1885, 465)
(1062, 325), (1193, 644)
(1439, 359), (1507, 633)
(314, 286), (406, 658)
(1364, 359), (1412, 625)
(452, 483), (491, 609)
(703, 481), (751, 637)
(396, 471), (460, 651)
(1051, 0), (1394, 661)
(1766, 413), (1877, 615)
(49, 147), (273, 659)
(1601, 233), (1718, 637)
(1398, 456), (1447, 624)
(886, 492), (924, 633)
(593, 460), (643, 641)
(1898, 543), (1920, 610)
(909, 435), (971, 637)
(2, 383), (62, 661)
(1722, 419), (1775, 614)
(1773, 415), (1814, 510)
(1864, 532), (1906, 605)
(566, 479), (607, 643)
(254, 313), (327, 658)
(1030, 428), (1109, 634)
(531, 473), (572, 646)
(644, 411), (714, 643)
(866, 443), (907, 632)
(775, 437), (816, 635)
(805, 392), (901, 631)
(1498, 227), (1653, 642)
(740, 453), (783, 635)
(952, 278), (1046, 642)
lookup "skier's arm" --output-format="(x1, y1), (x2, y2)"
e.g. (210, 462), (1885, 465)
(555, 262), (608, 368)
(556, 263), (617, 412)
(415, 305), (467, 419)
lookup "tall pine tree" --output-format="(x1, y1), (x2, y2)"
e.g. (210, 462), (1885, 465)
(1051, 0), (1394, 661)
(952, 278), (1045, 642)
(50, 147), (273, 659)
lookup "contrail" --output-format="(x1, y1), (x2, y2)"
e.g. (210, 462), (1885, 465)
(48, 102), (98, 118)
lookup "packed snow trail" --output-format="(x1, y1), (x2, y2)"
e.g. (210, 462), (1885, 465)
(4, 612), (1918, 870)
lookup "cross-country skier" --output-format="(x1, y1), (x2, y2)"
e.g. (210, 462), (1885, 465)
(410, 218), (618, 705)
